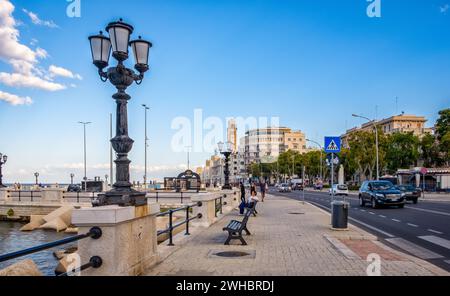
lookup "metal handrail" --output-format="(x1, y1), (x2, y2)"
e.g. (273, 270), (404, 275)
(157, 202), (203, 246)
(57, 256), (103, 276)
(146, 191), (191, 204)
(0, 227), (102, 263)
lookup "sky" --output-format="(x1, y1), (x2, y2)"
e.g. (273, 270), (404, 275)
(0, 0), (449, 184)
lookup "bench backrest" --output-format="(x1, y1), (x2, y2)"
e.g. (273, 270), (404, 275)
(240, 201), (257, 229)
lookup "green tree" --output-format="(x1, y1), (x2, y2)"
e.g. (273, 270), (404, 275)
(420, 133), (440, 167)
(385, 132), (420, 173)
(436, 108), (450, 141)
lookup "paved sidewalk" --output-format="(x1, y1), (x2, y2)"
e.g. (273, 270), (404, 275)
(146, 195), (448, 276)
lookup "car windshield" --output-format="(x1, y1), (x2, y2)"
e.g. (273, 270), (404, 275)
(371, 182), (394, 190)
(397, 185), (415, 191)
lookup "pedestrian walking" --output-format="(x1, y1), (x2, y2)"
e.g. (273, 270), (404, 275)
(260, 181), (266, 202)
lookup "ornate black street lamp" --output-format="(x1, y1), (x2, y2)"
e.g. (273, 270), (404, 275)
(0, 153), (8, 188)
(218, 141), (233, 190)
(34, 172), (39, 186)
(89, 19), (152, 207)
(70, 173), (75, 185)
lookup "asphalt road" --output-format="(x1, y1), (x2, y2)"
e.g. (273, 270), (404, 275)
(269, 188), (450, 272)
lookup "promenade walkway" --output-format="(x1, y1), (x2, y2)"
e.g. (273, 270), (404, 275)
(146, 194), (448, 276)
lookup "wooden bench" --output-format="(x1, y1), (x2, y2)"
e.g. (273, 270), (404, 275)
(223, 202), (257, 245)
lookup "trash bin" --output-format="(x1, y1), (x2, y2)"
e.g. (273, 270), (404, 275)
(331, 200), (349, 229)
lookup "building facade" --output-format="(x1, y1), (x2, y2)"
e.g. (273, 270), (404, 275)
(243, 127), (307, 168)
(342, 113), (433, 147)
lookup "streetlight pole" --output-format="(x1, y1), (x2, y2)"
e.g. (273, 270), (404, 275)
(0, 153), (8, 188)
(352, 114), (380, 181)
(142, 104), (150, 187)
(70, 173), (74, 185)
(218, 142), (232, 190)
(34, 172), (39, 186)
(89, 19), (152, 206)
(185, 146), (192, 170)
(307, 139), (323, 180)
(79, 121), (91, 190)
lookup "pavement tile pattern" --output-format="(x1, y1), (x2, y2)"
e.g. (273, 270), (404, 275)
(146, 195), (448, 276)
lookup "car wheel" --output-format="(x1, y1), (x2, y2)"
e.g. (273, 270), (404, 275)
(359, 196), (365, 207)
(371, 198), (378, 209)
(399, 204), (405, 209)
(413, 198), (418, 204)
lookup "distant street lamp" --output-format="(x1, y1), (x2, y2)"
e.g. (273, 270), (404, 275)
(105, 174), (109, 189)
(70, 173), (75, 185)
(34, 172), (39, 186)
(306, 139), (323, 180)
(89, 18), (152, 206)
(0, 153), (8, 188)
(352, 114), (380, 180)
(218, 141), (232, 190)
(142, 104), (150, 187)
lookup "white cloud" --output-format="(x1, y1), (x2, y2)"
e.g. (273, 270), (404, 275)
(0, 90), (33, 106)
(0, 72), (66, 91)
(0, 1), (37, 63)
(22, 9), (58, 28)
(49, 65), (82, 80)
(0, 1), (69, 102)
(440, 4), (449, 13)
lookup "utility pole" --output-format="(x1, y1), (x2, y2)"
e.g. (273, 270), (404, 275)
(78, 121), (91, 191)
(142, 105), (150, 187)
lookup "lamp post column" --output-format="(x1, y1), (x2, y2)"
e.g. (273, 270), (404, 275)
(0, 156), (6, 188)
(222, 152), (232, 190)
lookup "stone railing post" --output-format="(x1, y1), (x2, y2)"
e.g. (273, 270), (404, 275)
(0, 188), (10, 202)
(41, 188), (64, 203)
(190, 193), (221, 227)
(72, 202), (160, 276)
(222, 189), (239, 211)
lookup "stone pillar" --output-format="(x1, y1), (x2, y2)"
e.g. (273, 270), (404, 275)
(72, 202), (160, 276)
(0, 188), (9, 202)
(222, 189), (238, 212)
(41, 188), (64, 203)
(190, 193), (220, 227)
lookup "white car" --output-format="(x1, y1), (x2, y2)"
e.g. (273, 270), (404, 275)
(278, 183), (292, 193)
(329, 184), (349, 196)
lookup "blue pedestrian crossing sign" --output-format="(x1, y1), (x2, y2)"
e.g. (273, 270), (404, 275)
(324, 137), (341, 153)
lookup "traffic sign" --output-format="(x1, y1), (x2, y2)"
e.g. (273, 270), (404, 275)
(324, 137), (341, 153)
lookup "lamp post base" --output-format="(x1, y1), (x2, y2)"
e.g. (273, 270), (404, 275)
(94, 189), (147, 207)
(222, 184), (232, 190)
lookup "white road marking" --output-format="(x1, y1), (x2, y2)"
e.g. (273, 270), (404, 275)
(379, 215), (387, 218)
(369, 212), (375, 215)
(445, 260), (450, 265)
(427, 229), (443, 235)
(386, 238), (444, 259)
(407, 223), (419, 228)
(405, 206), (450, 217)
(360, 209), (366, 212)
(348, 217), (396, 238)
(392, 219), (401, 222)
(419, 235), (450, 250)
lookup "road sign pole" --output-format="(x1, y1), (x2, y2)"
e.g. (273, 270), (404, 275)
(331, 153), (334, 202)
